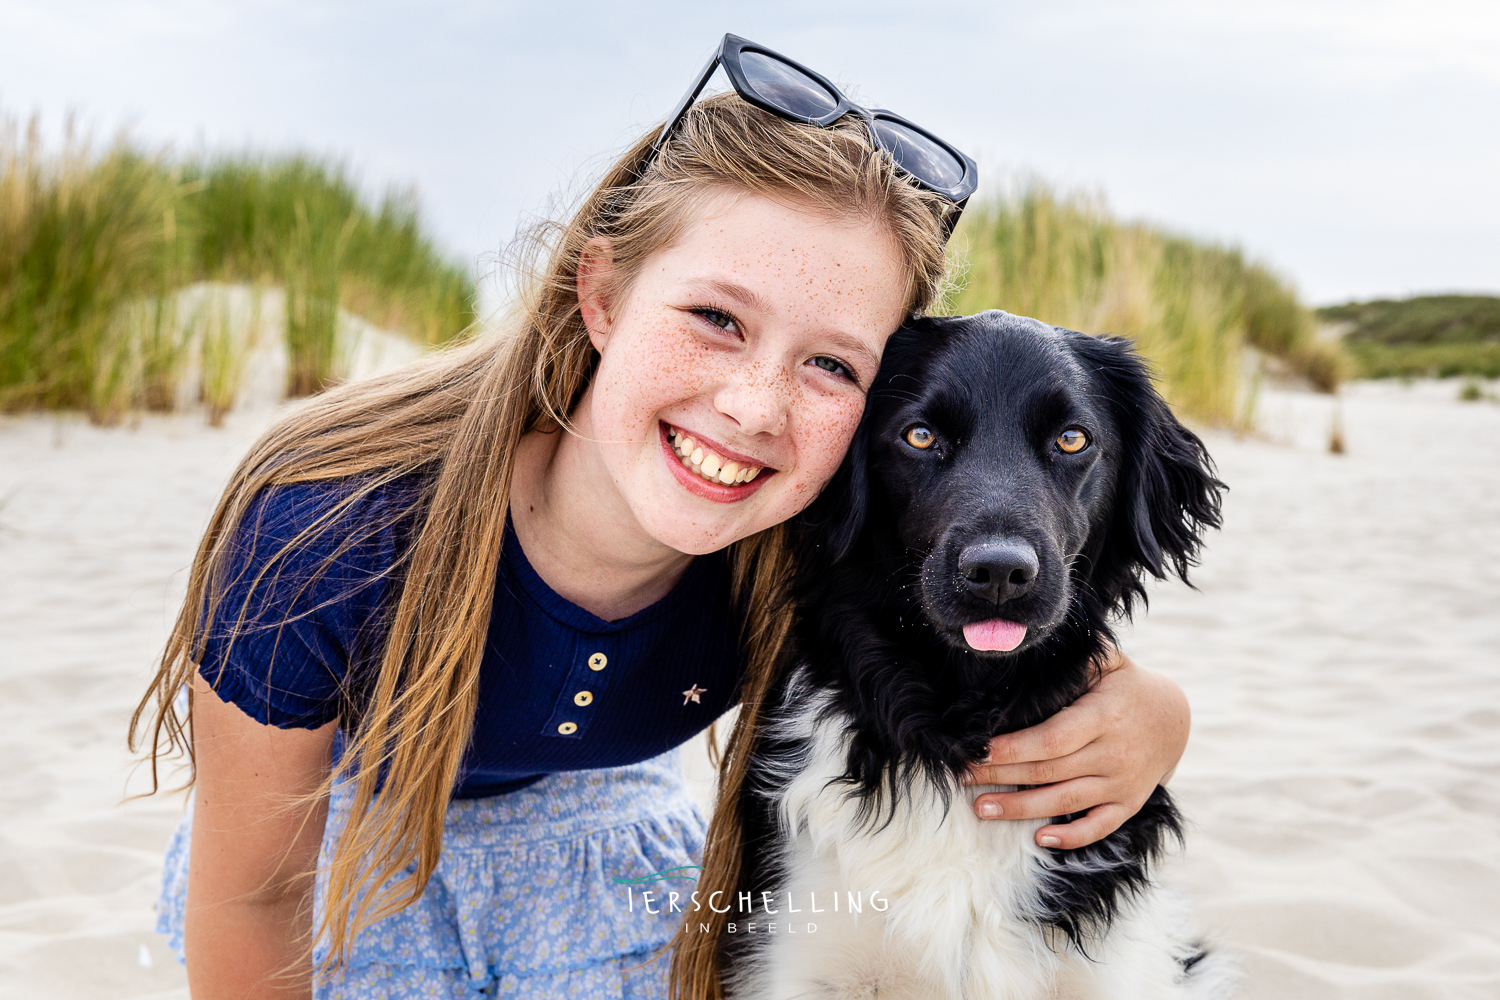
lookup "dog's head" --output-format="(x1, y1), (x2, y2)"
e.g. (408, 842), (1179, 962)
(806, 310), (1223, 660)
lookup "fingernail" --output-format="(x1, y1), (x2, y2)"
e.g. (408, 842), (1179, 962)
(979, 801), (1001, 819)
(1039, 835), (1061, 848)
(981, 748), (992, 764)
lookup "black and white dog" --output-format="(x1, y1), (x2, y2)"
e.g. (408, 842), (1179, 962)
(728, 311), (1232, 999)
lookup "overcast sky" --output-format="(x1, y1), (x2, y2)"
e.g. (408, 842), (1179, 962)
(3, 0), (1497, 306)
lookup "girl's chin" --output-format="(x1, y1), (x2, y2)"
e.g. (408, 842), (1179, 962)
(630, 497), (755, 555)
(641, 480), (789, 558)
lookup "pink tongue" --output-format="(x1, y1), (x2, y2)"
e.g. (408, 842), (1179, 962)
(963, 619), (1028, 652)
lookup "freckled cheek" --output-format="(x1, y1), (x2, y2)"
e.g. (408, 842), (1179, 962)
(597, 326), (716, 431)
(788, 397), (867, 491)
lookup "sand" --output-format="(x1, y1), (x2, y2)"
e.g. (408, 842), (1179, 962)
(1, 376), (1497, 998)
(1125, 381), (1500, 997)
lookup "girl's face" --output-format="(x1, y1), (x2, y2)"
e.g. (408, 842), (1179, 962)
(578, 189), (910, 556)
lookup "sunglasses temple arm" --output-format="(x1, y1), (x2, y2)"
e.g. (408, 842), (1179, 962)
(649, 49), (724, 161)
(941, 196), (969, 243)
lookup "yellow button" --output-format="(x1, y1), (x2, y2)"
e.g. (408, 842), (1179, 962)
(557, 721), (578, 735)
(588, 652), (608, 671)
(574, 691), (593, 707)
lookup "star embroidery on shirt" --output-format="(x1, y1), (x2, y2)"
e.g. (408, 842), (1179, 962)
(682, 684), (707, 706)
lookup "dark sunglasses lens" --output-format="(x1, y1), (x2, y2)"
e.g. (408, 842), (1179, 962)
(871, 118), (966, 191)
(739, 51), (841, 119)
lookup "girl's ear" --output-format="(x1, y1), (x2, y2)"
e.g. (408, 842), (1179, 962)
(576, 241), (616, 350)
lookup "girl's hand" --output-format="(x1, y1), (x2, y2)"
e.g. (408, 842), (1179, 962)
(962, 649), (1189, 850)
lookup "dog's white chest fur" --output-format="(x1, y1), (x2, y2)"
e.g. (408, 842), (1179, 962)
(731, 685), (1229, 1000)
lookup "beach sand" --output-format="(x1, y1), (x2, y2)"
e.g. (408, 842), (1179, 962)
(1, 377), (1496, 997)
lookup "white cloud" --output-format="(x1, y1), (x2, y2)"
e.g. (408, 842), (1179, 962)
(0, 0), (1495, 302)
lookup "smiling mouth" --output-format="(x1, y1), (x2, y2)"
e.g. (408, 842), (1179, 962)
(666, 426), (766, 486)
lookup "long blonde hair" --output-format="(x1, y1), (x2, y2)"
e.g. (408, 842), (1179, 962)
(129, 91), (954, 981)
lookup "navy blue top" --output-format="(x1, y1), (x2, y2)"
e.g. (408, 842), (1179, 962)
(199, 477), (745, 798)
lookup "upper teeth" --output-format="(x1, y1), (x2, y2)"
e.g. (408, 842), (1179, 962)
(668, 427), (764, 485)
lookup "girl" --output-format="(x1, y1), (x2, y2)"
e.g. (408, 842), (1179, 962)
(133, 36), (1191, 1000)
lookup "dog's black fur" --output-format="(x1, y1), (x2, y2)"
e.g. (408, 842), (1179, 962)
(736, 310), (1225, 959)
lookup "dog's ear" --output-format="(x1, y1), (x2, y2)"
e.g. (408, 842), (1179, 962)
(1067, 332), (1226, 611)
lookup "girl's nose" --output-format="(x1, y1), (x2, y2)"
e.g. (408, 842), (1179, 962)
(712, 359), (792, 437)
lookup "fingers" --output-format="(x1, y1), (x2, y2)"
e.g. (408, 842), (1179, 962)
(1035, 803), (1131, 850)
(977, 699), (1103, 769)
(965, 727), (1123, 787)
(966, 753), (1089, 787)
(955, 653), (1189, 855)
(971, 777), (1111, 823)
(970, 787), (1132, 850)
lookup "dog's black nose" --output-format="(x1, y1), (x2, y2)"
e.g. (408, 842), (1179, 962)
(958, 540), (1039, 605)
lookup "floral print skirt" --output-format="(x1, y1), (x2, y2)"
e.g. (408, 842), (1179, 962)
(157, 750), (704, 997)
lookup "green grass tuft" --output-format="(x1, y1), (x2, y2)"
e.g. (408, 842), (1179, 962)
(947, 184), (1345, 425)
(0, 111), (475, 421)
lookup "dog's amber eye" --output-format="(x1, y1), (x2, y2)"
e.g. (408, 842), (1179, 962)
(1057, 428), (1089, 454)
(904, 425), (935, 450)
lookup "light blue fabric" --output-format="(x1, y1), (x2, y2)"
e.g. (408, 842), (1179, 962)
(157, 750), (704, 998)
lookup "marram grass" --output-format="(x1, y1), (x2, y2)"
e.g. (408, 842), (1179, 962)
(5, 117), (1339, 429)
(194, 284), (264, 427)
(947, 185), (1347, 425)
(0, 116), (180, 419)
(0, 112), (475, 424)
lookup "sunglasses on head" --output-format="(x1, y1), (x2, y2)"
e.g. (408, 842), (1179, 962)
(646, 33), (979, 239)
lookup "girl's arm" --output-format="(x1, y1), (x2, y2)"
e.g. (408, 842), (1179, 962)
(963, 647), (1190, 849)
(186, 670), (338, 999)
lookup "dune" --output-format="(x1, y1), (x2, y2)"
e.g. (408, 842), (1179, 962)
(1, 377), (1496, 997)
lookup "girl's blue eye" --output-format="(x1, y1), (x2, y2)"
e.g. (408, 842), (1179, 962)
(809, 355), (854, 380)
(697, 308), (737, 332)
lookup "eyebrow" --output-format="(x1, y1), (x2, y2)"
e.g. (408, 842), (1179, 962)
(696, 278), (774, 315)
(691, 278), (884, 381)
(819, 330), (883, 382)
